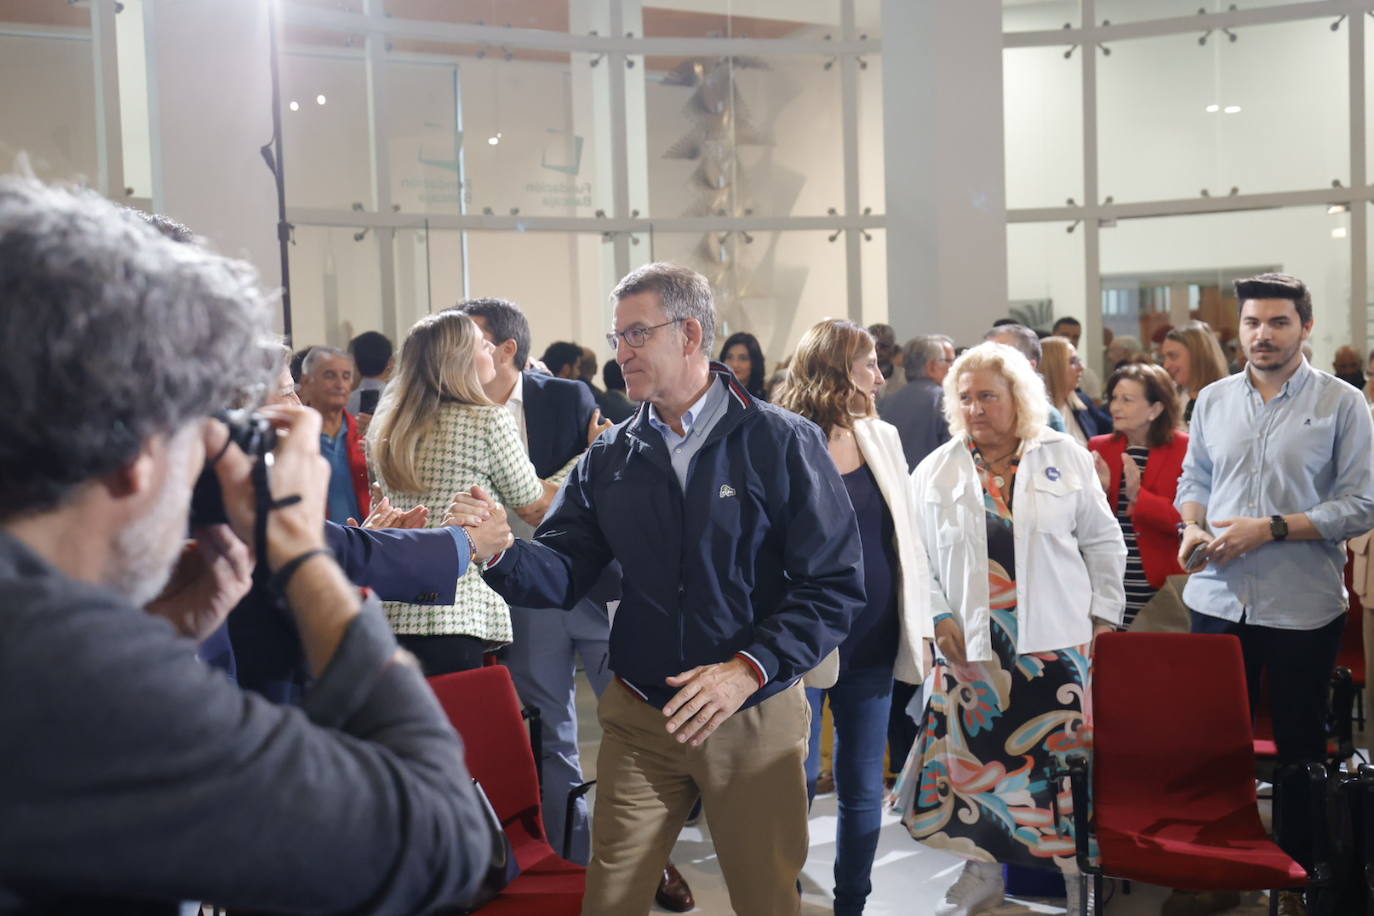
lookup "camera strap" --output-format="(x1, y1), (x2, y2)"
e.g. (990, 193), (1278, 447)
(250, 454), (312, 605)
(251, 456), (274, 596)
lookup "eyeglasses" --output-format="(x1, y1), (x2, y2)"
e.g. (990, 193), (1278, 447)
(606, 318), (683, 350)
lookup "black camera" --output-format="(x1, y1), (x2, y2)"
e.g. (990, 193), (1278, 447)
(189, 409), (278, 528)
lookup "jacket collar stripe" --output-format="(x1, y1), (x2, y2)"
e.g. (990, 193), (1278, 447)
(708, 360), (753, 409)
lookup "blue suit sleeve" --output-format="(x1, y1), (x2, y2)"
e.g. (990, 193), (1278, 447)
(325, 522), (467, 604)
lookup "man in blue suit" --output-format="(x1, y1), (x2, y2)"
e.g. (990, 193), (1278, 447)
(456, 301), (615, 856)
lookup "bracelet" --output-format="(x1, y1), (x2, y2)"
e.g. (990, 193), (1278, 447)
(459, 526), (486, 570)
(269, 548), (331, 596)
(1176, 520), (1202, 533)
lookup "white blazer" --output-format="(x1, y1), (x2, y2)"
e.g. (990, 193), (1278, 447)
(807, 417), (932, 688)
(910, 429), (1126, 663)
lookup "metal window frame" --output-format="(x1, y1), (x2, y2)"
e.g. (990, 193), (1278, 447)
(277, 0), (882, 328)
(1005, 0), (1374, 359)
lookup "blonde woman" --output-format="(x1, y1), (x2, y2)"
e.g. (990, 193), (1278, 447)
(1160, 321), (1230, 426)
(773, 319), (930, 916)
(1041, 335), (1109, 446)
(898, 342), (1125, 915)
(369, 311), (552, 675)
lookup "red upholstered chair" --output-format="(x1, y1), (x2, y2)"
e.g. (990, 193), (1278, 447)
(1059, 633), (1325, 916)
(428, 666), (585, 915)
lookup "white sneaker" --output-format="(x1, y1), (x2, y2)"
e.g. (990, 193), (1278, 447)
(1064, 875), (1095, 914)
(934, 860), (1005, 916)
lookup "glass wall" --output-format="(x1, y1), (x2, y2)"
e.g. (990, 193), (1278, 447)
(1097, 19), (1347, 203)
(1004, 45), (1082, 209)
(288, 225), (384, 348)
(0, 33), (99, 186)
(1004, 4), (1371, 369)
(274, 0), (883, 365)
(644, 55), (846, 220)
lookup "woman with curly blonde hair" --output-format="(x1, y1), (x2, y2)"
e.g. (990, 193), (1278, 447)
(896, 341), (1125, 915)
(773, 319), (930, 916)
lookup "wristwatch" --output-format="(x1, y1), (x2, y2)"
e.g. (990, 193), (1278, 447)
(1270, 515), (1289, 541)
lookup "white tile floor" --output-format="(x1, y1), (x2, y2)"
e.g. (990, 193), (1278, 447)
(573, 677), (1276, 915)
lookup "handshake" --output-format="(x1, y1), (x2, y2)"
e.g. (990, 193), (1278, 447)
(350, 482), (514, 566)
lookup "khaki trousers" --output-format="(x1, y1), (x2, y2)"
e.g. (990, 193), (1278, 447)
(583, 681), (811, 916)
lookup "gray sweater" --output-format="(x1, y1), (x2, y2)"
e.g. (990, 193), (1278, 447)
(0, 531), (490, 914)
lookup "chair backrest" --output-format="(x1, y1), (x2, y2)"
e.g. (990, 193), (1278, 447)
(1092, 633), (1258, 820)
(428, 666), (549, 857)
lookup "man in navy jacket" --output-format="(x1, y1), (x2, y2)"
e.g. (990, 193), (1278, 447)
(482, 264), (863, 916)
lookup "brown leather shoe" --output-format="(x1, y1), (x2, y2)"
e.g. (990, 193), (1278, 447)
(655, 862), (696, 913)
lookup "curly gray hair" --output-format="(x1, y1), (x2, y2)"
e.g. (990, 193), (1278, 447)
(0, 177), (274, 519)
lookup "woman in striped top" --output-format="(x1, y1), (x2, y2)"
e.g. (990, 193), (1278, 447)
(1088, 363), (1189, 629)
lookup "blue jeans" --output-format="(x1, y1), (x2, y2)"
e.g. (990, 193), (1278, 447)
(805, 665), (895, 916)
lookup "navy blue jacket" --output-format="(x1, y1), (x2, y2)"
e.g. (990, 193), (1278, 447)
(523, 370), (599, 479)
(222, 523), (465, 703)
(484, 366), (864, 709)
(1068, 390), (1111, 440)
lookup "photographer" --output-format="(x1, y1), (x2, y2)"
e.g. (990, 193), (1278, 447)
(0, 177), (509, 913)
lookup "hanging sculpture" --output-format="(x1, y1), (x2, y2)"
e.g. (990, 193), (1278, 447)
(661, 55), (770, 337)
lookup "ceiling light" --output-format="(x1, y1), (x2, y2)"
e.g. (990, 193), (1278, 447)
(316, 94), (327, 105)
(487, 133), (501, 146)
(1332, 227), (1348, 239)
(288, 100), (299, 111)
(1223, 105), (1242, 114)
(1329, 204), (1350, 215)
(1205, 104), (1220, 113)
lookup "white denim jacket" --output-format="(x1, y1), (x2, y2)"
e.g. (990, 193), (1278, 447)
(806, 417), (933, 688)
(911, 429), (1126, 662)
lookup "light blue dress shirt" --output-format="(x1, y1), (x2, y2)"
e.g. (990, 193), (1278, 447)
(1176, 360), (1374, 629)
(647, 376), (731, 492)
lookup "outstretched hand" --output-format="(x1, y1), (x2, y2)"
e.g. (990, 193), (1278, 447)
(464, 485), (514, 562)
(587, 408), (614, 447)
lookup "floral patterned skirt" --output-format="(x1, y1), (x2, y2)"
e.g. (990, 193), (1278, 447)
(896, 607), (1094, 874)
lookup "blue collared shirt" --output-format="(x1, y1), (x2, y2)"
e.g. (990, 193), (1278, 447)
(1177, 360), (1374, 629)
(647, 376), (730, 491)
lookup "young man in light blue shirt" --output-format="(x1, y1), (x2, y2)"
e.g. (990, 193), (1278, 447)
(1176, 272), (1374, 915)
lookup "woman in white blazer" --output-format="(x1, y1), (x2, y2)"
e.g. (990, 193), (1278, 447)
(774, 318), (930, 916)
(898, 341), (1125, 916)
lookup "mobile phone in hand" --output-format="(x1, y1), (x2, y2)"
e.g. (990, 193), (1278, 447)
(1183, 529), (1212, 572)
